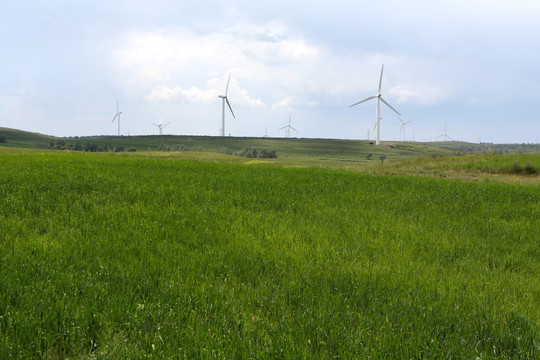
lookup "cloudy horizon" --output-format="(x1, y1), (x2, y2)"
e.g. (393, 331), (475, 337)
(2, 0), (539, 143)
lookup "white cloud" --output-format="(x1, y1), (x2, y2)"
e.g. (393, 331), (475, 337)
(110, 22), (321, 106)
(145, 86), (181, 102)
(146, 85), (218, 103)
(109, 20), (458, 128)
(272, 98), (292, 110)
(389, 83), (448, 105)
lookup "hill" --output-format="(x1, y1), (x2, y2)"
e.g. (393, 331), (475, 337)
(0, 127), (524, 159)
(0, 127), (59, 149)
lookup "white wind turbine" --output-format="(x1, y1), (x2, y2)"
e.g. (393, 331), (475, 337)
(153, 117), (171, 135)
(349, 65), (401, 145)
(398, 117), (413, 141)
(279, 114), (298, 138)
(436, 124), (453, 142)
(218, 73), (235, 137)
(111, 99), (122, 136)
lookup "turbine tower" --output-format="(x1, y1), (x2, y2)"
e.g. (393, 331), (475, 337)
(111, 99), (122, 136)
(218, 73), (235, 137)
(436, 124), (453, 142)
(398, 117), (413, 141)
(279, 114), (298, 138)
(153, 117), (171, 136)
(349, 65), (400, 145)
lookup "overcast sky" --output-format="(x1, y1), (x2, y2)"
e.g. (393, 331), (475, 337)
(1, 0), (539, 143)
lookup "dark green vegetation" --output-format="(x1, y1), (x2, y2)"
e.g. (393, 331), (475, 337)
(157, 144), (277, 159)
(1, 151), (539, 358)
(0, 128), (57, 149)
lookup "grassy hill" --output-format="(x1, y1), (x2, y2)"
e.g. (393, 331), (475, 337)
(0, 127), (515, 163)
(0, 127), (59, 149)
(2, 127), (540, 180)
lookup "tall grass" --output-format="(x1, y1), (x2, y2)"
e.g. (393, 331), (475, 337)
(0, 152), (539, 358)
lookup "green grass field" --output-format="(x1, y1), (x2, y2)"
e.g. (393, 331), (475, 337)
(1, 150), (539, 359)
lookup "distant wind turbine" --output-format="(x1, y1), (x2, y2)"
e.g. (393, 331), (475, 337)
(279, 114), (298, 138)
(111, 99), (122, 136)
(218, 73), (235, 137)
(264, 125), (269, 137)
(349, 65), (401, 145)
(436, 124), (453, 142)
(398, 117), (413, 141)
(153, 117), (171, 136)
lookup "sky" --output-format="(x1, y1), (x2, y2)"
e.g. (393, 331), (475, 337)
(1, 0), (539, 143)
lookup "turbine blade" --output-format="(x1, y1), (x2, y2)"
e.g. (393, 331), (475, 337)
(225, 73), (231, 96)
(278, 125), (288, 130)
(290, 126), (299, 133)
(225, 98), (235, 119)
(349, 95), (377, 107)
(378, 64), (384, 93)
(163, 122), (171, 128)
(380, 97), (401, 116)
(116, 99), (119, 113)
(112, 113), (118, 123)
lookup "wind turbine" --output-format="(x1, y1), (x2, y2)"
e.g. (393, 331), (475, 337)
(111, 99), (122, 136)
(436, 124), (453, 142)
(218, 73), (235, 137)
(398, 117), (413, 141)
(279, 114), (298, 138)
(349, 65), (401, 145)
(153, 117), (171, 135)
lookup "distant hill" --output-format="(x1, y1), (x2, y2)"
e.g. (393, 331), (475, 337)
(0, 127), (58, 149)
(1, 127), (539, 162)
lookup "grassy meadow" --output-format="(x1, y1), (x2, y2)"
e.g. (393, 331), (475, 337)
(1, 150), (539, 358)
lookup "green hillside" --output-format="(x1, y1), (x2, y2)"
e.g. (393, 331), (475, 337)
(2, 127), (540, 174)
(0, 127), (488, 162)
(0, 127), (58, 149)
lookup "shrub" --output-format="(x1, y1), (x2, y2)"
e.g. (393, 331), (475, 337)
(238, 147), (277, 159)
(524, 163), (537, 175)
